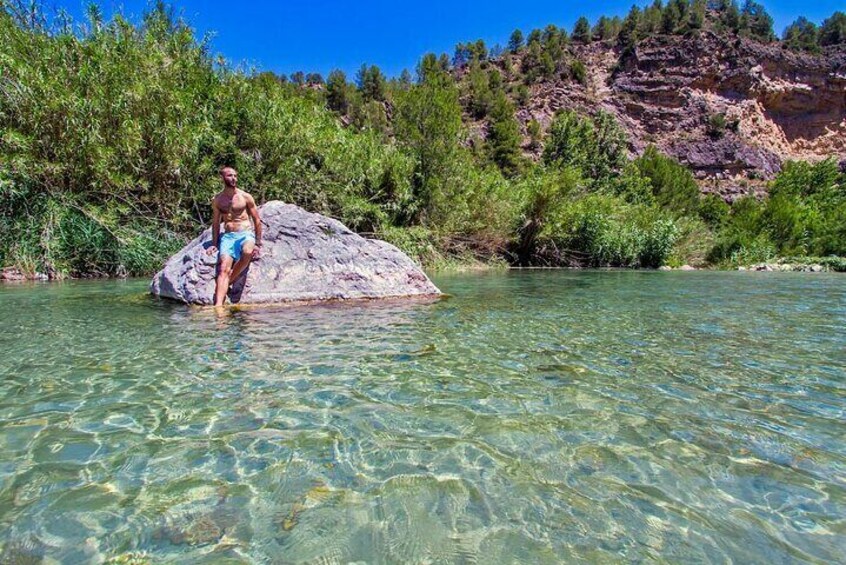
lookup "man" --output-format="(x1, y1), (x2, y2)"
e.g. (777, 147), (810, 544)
(205, 166), (263, 306)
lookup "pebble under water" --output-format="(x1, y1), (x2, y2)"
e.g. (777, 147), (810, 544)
(0, 271), (844, 563)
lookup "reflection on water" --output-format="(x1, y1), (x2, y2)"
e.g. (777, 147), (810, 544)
(0, 271), (844, 563)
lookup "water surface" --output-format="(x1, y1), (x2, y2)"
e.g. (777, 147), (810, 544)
(0, 271), (844, 563)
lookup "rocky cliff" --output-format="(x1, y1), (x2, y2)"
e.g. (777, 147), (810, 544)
(491, 32), (845, 199)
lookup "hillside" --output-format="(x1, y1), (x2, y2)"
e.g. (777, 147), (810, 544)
(473, 32), (846, 200)
(2, 1), (845, 277)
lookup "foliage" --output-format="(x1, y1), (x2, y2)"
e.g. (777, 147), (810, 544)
(569, 59), (587, 85)
(508, 29), (524, 53)
(356, 64), (387, 102)
(543, 111), (627, 183)
(573, 17), (591, 43)
(783, 17), (819, 52)
(819, 12), (846, 46)
(486, 92), (523, 177)
(1, 1), (843, 277)
(633, 146), (701, 215)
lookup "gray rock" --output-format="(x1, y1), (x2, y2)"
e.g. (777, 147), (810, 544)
(810, 264), (824, 272)
(679, 265), (696, 271)
(658, 266), (672, 271)
(150, 201), (441, 305)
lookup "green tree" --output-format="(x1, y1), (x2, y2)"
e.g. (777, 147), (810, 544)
(453, 43), (471, 67)
(570, 59), (587, 85)
(593, 16), (616, 41)
(688, 0), (706, 31)
(326, 69), (350, 113)
(642, 0), (664, 35)
(573, 17), (592, 43)
(662, 0), (682, 34)
(527, 119), (542, 151)
(819, 12), (846, 46)
(619, 6), (642, 50)
(543, 110), (627, 182)
(719, 0), (742, 34)
(416, 53), (447, 84)
(783, 17), (819, 52)
(356, 64), (387, 101)
(466, 62), (493, 118)
(393, 71), (463, 222)
(740, 0), (775, 42)
(486, 92), (523, 177)
(508, 29), (525, 52)
(633, 146), (700, 214)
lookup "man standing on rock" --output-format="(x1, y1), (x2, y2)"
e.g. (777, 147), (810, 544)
(205, 166), (263, 307)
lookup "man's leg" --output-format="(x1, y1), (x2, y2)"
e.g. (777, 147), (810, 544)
(214, 255), (234, 307)
(229, 240), (255, 284)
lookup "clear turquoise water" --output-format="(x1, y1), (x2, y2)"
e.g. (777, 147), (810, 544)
(0, 271), (844, 564)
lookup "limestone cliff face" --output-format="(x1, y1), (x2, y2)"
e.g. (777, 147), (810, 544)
(496, 33), (845, 199)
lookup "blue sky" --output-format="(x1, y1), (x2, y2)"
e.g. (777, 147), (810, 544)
(53, 1), (844, 78)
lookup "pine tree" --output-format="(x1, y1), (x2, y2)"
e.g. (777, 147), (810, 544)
(305, 72), (324, 85)
(619, 6), (642, 50)
(688, 0), (706, 31)
(486, 92), (523, 177)
(573, 16), (591, 43)
(326, 69), (349, 113)
(527, 29), (542, 45)
(453, 43), (471, 67)
(642, 0), (663, 35)
(740, 0), (775, 42)
(417, 53), (448, 85)
(508, 29), (524, 53)
(721, 0), (742, 34)
(466, 62), (492, 118)
(819, 12), (846, 46)
(661, 2), (681, 34)
(783, 17), (819, 52)
(593, 16), (616, 41)
(356, 64), (387, 101)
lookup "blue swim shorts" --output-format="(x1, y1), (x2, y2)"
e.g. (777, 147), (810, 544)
(218, 230), (255, 262)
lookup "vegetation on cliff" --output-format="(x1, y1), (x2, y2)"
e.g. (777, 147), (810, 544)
(1, 1), (844, 277)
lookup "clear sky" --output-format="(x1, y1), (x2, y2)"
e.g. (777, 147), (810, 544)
(53, 1), (844, 79)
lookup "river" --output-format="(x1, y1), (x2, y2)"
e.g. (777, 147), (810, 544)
(0, 271), (844, 563)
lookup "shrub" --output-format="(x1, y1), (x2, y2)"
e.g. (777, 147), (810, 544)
(633, 146), (701, 215)
(543, 110), (627, 183)
(569, 59), (588, 86)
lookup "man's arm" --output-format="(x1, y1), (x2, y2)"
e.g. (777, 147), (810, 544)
(207, 198), (220, 254)
(248, 195), (262, 245)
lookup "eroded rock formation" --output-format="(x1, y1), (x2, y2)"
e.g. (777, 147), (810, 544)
(495, 32), (845, 200)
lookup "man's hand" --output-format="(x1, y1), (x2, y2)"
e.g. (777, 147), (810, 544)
(253, 242), (262, 259)
(206, 245), (218, 256)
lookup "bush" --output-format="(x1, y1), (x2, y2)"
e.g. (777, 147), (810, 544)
(543, 110), (627, 183)
(569, 59), (587, 85)
(634, 146), (701, 215)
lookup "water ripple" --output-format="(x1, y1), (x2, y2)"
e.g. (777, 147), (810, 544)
(0, 272), (844, 563)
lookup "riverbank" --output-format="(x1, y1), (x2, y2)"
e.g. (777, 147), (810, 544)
(4, 255), (845, 283)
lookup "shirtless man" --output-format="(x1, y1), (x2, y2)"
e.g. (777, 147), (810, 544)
(205, 167), (263, 307)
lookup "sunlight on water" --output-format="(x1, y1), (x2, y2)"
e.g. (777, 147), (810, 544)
(0, 271), (844, 563)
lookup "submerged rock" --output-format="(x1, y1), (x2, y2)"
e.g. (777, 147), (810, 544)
(150, 201), (441, 305)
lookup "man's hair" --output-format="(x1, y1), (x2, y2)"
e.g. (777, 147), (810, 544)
(219, 166), (236, 175)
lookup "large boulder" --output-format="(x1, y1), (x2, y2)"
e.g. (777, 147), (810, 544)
(150, 201), (441, 305)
